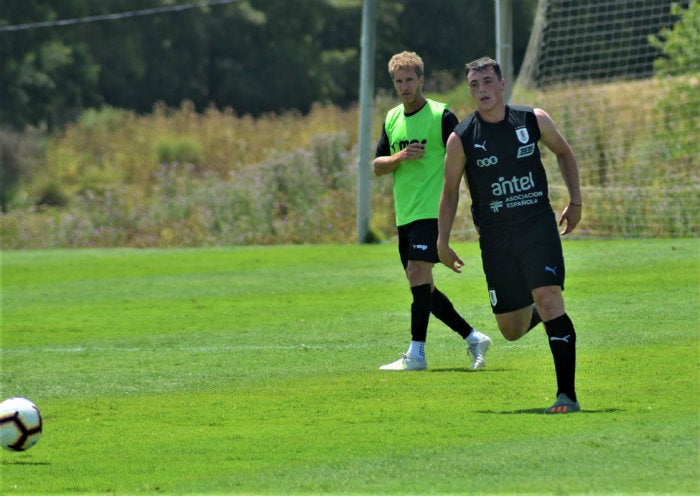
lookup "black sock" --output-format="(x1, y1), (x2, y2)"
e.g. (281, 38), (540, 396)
(431, 287), (473, 338)
(529, 305), (542, 331)
(544, 313), (577, 402)
(410, 284), (432, 342)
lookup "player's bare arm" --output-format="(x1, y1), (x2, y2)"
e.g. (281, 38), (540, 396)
(437, 132), (466, 273)
(373, 142), (426, 176)
(535, 108), (582, 235)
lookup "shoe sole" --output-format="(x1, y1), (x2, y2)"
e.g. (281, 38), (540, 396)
(379, 365), (427, 371)
(544, 405), (581, 414)
(544, 397), (581, 414)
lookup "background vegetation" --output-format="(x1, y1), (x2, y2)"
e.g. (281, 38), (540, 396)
(1, 73), (698, 249)
(0, 1), (698, 247)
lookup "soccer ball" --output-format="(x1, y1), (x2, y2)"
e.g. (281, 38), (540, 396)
(0, 397), (43, 451)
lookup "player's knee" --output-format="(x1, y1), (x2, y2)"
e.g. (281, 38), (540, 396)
(499, 326), (527, 341)
(405, 261), (433, 286)
(532, 288), (565, 321)
(497, 320), (529, 341)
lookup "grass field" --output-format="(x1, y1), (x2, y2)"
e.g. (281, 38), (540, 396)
(1, 238), (698, 494)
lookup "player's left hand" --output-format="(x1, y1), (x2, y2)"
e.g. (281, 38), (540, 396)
(559, 203), (582, 235)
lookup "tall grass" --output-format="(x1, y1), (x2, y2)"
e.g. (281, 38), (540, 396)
(1, 78), (698, 249)
(507, 77), (700, 238)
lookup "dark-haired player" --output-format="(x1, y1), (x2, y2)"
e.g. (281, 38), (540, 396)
(438, 57), (582, 413)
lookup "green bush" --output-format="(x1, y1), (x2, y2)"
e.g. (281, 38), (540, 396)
(649, 1), (700, 163)
(0, 126), (44, 211)
(155, 136), (203, 166)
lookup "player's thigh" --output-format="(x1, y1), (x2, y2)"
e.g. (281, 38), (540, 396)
(397, 219), (440, 270)
(520, 214), (566, 290)
(480, 242), (533, 315)
(495, 306), (535, 341)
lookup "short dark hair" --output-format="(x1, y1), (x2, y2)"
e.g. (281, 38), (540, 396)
(465, 57), (502, 80)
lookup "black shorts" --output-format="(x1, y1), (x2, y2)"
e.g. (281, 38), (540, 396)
(479, 210), (565, 314)
(397, 219), (440, 270)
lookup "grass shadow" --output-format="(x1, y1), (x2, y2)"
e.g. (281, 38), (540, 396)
(429, 367), (510, 373)
(477, 408), (625, 415)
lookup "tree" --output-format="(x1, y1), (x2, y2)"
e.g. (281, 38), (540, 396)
(374, 0), (537, 92)
(0, 0), (538, 127)
(206, 0), (333, 114)
(649, 1), (700, 160)
(650, 0), (700, 75)
(0, 1), (100, 129)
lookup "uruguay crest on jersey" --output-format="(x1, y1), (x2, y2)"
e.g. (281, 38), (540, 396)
(515, 126), (529, 144)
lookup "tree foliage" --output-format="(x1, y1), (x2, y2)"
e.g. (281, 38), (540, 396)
(649, 1), (700, 161)
(649, 0), (700, 75)
(0, 0), (537, 130)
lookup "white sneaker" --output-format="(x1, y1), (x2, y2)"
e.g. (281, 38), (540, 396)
(466, 330), (492, 370)
(379, 353), (427, 371)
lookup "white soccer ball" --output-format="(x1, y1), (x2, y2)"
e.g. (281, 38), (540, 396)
(0, 397), (43, 451)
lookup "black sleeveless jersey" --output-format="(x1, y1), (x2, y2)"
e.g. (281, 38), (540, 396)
(453, 105), (551, 228)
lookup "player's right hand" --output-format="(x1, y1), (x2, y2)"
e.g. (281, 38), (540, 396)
(403, 142), (425, 161)
(438, 245), (464, 273)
